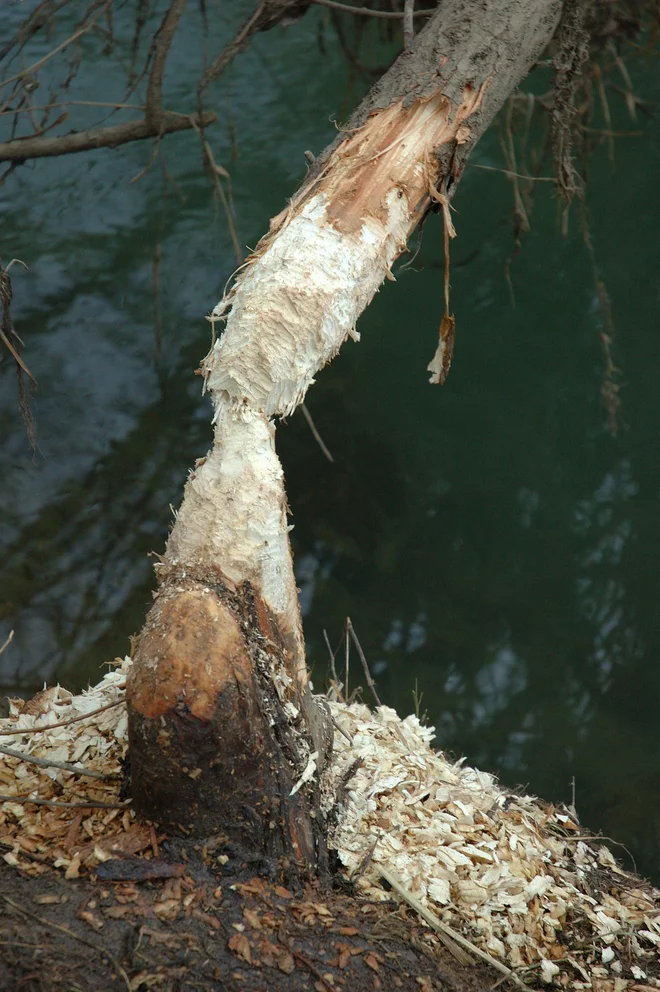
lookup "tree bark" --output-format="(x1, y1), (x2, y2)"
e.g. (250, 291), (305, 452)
(127, 0), (561, 869)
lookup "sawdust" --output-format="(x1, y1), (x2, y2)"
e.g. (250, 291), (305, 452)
(1, 660), (659, 991)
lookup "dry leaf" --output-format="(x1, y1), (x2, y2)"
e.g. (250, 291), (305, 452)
(228, 932), (252, 964)
(427, 314), (455, 385)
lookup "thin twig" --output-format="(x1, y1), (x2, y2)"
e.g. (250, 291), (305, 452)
(291, 948), (333, 991)
(0, 101), (205, 118)
(380, 866), (526, 983)
(197, 0), (269, 107)
(301, 403), (334, 463)
(0, 794), (128, 809)
(130, 136), (161, 184)
(323, 628), (341, 690)
(0, 695), (125, 736)
(0, 630), (14, 656)
(471, 164), (555, 182)
(0, 0), (75, 63)
(0, 14), (103, 91)
(559, 835), (637, 873)
(346, 618), (381, 706)
(350, 836), (379, 881)
(331, 717), (353, 744)
(152, 241), (163, 362)
(2, 896), (131, 992)
(199, 137), (243, 265)
(310, 0), (431, 18)
(0, 742), (120, 780)
(346, 618), (410, 746)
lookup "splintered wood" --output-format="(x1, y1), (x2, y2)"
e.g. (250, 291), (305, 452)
(2, 662), (659, 990)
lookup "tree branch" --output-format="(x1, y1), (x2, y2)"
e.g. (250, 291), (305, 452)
(146, 0), (189, 127)
(0, 111), (216, 163)
(310, 0), (431, 18)
(197, 0), (315, 104)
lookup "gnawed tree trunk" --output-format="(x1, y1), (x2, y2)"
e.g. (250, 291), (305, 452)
(127, 0), (561, 868)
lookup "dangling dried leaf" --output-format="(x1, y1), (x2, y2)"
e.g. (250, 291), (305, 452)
(427, 313), (455, 385)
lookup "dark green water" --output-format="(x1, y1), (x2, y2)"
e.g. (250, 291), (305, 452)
(2, 5), (660, 880)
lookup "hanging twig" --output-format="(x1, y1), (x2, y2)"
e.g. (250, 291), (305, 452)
(471, 163), (555, 182)
(0, 743), (120, 781)
(0, 630), (14, 656)
(426, 176), (456, 385)
(0, 257), (37, 447)
(198, 137), (243, 265)
(145, 0), (188, 128)
(0, 695), (125, 736)
(152, 241), (163, 362)
(301, 403), (335, 463)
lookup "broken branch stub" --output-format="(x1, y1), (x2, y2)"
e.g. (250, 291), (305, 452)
(127, 0), (561, 868)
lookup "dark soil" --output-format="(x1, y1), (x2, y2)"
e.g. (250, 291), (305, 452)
(0, 838), (500, 992)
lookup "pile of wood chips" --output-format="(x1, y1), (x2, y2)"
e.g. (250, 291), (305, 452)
(1, 660), (659, 992)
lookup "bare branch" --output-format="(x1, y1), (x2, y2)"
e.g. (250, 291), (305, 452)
(197, 0), (325, 105)
(0, 696), (125, 737)
(0, 743), (120, 781)
(0, 111), (215, 163)
(0, 0), (77, 64)
(146, 0), (189, 127)
(0, 13), (103, 92)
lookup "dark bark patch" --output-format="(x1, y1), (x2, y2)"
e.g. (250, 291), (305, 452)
(127, 570), (330, 869)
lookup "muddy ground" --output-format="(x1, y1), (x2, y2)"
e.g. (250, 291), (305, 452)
(0, 838), (500, 992)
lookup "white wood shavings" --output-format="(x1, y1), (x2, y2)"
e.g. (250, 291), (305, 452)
(289, 751), (318, 796)
(325, 700), (660, 988)
(2, 662), (660, 991)
(0, 660), (132, 873)
(540, 959), (560, 983)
